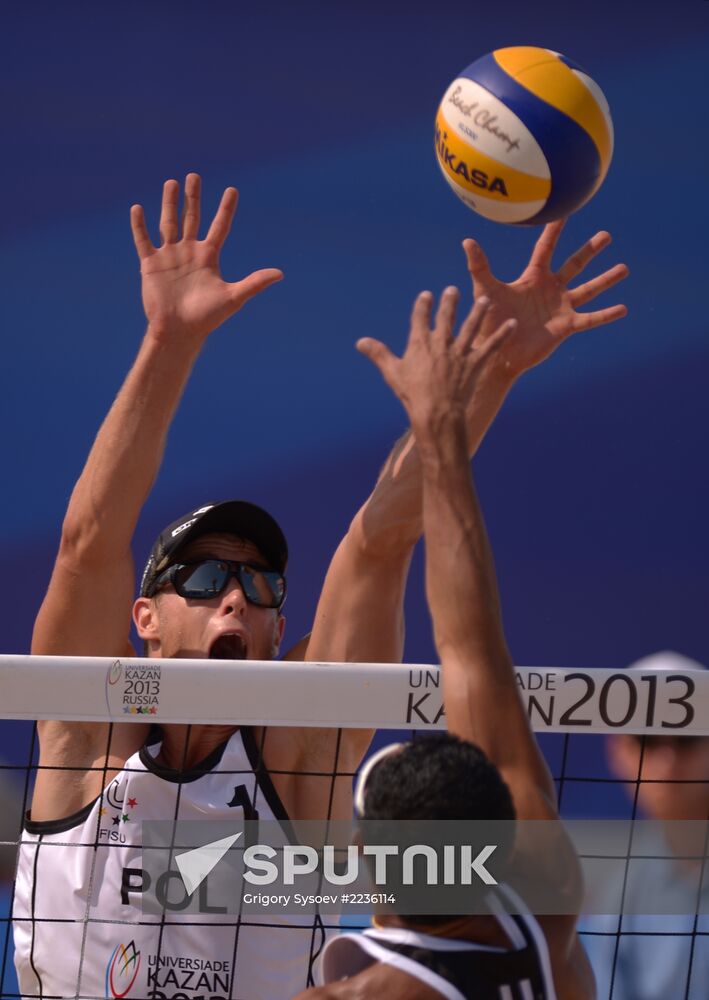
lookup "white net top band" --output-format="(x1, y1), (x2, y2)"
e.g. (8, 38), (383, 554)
(0, 655), (707, 735)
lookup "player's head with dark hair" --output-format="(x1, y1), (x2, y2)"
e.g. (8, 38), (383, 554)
(355, 733), (516, 928)
(359, 732), (516, 823)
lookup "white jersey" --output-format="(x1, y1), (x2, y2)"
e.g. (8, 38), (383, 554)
(321, 889), (557, 1000)
(13, 729), (326, 1000)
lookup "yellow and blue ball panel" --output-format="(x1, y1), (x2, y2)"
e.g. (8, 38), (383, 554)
(435, 46), (613, 225)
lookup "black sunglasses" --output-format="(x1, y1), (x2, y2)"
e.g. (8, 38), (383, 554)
(150, 559), (286, 609)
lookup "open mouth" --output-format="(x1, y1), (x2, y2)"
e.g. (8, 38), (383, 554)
(209, 634), (247, 660)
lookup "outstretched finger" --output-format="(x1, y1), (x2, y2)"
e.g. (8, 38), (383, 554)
(571, 303), (628, 333)
(569, 263), (629, 308)
(528, 220), (565, 270)
(159, 179), (180, 245)
(130, 205), (155, 260)
(475, 317), (517, 363)
(456, 295), (490, 355)
(556, 230), (612, 286)
(356, 336), (398, 381)
(433, 286), (459, 346)
(408, 290), (434, 348)
(228, 268), (284, 309)
(462, 239), (493, 285)
(181, 172), (201, 240)
(205, 187), (238, 249)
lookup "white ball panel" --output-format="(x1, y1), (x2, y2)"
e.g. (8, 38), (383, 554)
(440, 77), (550, 179)
(437, 163), (547, 223)
(572, 69), (614, 155)
(455, 188), (547, 223)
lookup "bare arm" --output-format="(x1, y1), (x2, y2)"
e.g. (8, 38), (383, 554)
(34, 334), (202, 658)
(34, 174), (282, 660)
(293, 222), (628, 777)
(280, 322), (517, 809)
(358, 288), (595, 999)
(31, 175), (282, 818)
(355, 291), (552, 798)
(304, 217), (629, 670)
(302, 362), (514, 668)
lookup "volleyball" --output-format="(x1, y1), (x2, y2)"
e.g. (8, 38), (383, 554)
(435, 46), (614, 225)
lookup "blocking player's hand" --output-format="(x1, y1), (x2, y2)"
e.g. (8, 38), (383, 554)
(463, 219), (629, 377)
(357, 288), (516, 435)
(130, 173), (283, 343)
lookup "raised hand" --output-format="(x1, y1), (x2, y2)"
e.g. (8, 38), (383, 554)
(463, 220), (629, 377)
(130, 173), (283, 344)
(357, 288), (516, 433)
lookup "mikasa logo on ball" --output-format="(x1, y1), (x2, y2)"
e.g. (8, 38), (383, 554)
(435, 123), (509, 196)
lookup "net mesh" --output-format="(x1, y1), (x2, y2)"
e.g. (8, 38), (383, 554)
(1, 657), (707, 1000)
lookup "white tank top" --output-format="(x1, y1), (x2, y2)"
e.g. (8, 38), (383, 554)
(13, 729), (326, 1000)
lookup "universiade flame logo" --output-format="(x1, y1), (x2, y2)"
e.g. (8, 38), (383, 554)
(105, 660), (124, 716)
(105, 941), (141, 998)
(107, 661), (123, 686)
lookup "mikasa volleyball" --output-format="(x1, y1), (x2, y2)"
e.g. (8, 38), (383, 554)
(435, 46), (614, 225)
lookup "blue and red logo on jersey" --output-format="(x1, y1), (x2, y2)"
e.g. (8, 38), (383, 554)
(105, 941), (141, 998)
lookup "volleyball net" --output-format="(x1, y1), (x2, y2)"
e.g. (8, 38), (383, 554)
(0, 655), (707, 999)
